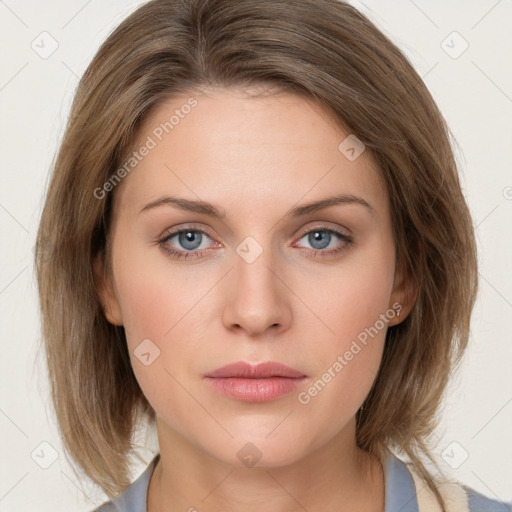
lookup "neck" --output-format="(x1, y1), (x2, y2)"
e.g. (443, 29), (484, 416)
(147, 418), (385, 512)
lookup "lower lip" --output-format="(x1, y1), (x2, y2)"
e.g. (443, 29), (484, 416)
(204, 376), (307, 402)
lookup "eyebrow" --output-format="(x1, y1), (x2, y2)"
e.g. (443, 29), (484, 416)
(139, 194), (375, 218)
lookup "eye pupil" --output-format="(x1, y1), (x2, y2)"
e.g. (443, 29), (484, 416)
(309, 230), (331, 250)
(179, 231), (202, 250)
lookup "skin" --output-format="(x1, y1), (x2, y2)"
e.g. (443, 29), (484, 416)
(95, 86), (416, 512)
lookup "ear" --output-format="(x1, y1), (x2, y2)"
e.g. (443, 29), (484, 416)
(92, 252), (123, 326)
(387, 257), (418, 327)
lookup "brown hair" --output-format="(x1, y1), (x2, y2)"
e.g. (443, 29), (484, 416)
(35, 0), (478, 509)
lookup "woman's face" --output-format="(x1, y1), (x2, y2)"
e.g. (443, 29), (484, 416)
(97, 87), (410, 467)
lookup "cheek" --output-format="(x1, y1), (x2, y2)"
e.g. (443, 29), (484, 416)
(111, 242), (219, 402)
(111, 230), (212, 344)
(304, 232), (395, 348)
(113, 271), (204, 437)
(115, 274), (172, 345)
(293, 239), (395, 428)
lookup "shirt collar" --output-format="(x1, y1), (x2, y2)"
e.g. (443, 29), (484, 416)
(110, 450), (419, 512)
(384, 451), (419, 512)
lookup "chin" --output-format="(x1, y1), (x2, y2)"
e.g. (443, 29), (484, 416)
(204, 433), (310, 469)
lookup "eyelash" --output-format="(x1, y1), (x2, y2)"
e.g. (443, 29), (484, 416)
(157, 225), (353, 260)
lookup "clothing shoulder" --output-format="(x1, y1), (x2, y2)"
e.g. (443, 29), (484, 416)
(465, 486), (512, 512)
(404, 460), (511, 512)
(92, 502), (119, 512)
(90, 454), (160, 512)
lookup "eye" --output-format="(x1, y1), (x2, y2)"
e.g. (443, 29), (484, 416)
(158, 227), (218, 260)
(157, 225), (353, 261)
(294, 227), (353, 256)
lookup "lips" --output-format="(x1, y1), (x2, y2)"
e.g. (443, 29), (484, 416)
(205, 361), (307, 379)
(204, 361), (307, 402)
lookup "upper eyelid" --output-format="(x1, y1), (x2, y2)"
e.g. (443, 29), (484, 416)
(161, 224), (350, 247)
(160, 223), (212, 238)
(296, 223), (351, 237)
(161, 223), (348, 236)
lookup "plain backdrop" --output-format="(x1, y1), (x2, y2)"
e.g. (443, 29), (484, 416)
(0, 0), (511, 510)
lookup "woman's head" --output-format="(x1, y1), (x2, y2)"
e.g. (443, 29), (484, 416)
(94, 83), (407, 473)
(35, 0), (477, 507)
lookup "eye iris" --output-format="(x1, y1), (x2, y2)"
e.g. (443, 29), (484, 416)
(179, 231), (202, 250)
(309, 230), (331, 250)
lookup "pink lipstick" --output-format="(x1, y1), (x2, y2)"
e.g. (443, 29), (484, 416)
(204, 361), (307, 402)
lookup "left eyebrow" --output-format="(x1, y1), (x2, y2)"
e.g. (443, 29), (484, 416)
(286, 194), (375, 217)
(139, 193), (375, 218)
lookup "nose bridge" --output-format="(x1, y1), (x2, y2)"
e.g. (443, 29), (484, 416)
(222, 234), (291, 335)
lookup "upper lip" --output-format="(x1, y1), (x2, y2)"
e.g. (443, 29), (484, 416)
(205, 361), (307, 379)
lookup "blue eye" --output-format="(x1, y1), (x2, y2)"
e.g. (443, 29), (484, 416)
(295, 228), (353, 256)
(159, 229), (214, 259)
(157, 226), (352, 260)
(301, 230), (336, 250)
(173, 230), (205, 251)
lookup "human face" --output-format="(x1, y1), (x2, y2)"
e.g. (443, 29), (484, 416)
(99, 87), (405, 467)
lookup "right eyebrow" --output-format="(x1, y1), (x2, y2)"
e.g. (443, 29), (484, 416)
(140, 196), (226, 218)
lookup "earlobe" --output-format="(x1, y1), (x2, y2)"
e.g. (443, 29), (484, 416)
(388, 260), (418, 327)
(92, 253), (124, 326)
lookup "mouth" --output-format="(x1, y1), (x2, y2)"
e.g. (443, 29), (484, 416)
(204, 361), (308, 402)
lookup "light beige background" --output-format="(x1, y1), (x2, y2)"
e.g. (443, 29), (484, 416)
(0, 0), (511, 510)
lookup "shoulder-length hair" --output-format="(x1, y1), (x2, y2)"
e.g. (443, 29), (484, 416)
(35, 0), (478, 509)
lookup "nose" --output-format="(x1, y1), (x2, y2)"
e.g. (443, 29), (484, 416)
(221, 244), (292, 338)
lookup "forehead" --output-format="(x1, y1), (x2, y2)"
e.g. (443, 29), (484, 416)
(113, 87), (389, 221)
